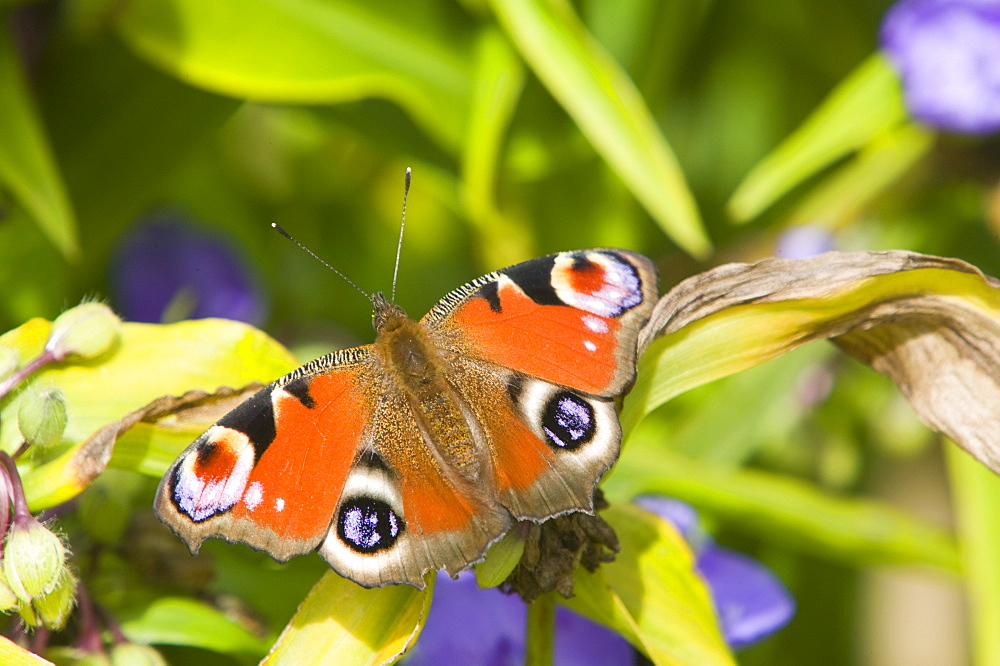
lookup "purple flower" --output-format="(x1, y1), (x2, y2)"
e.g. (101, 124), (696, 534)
(635, 496), (795, 649)
(112, 212), (266, 325)
(881, 0), (1000, 134)
(407, 571), (635, 666)
(775, 225), (835, 260)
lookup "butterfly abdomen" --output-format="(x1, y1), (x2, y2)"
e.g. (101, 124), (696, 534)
(374, 315), (483, 481)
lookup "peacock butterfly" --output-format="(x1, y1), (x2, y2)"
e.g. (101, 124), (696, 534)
(155, 239), (657, 588)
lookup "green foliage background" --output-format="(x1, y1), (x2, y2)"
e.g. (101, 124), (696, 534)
(1, 0), (998, 664)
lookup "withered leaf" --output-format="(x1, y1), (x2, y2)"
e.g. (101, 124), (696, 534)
(636, 250), (1000, 474)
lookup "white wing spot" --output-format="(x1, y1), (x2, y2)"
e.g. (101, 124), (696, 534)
(275, 497), (285, 512)
(582, 315), (609, 334)
(243, 481), (264, 511)
(583, 340), (598, 352)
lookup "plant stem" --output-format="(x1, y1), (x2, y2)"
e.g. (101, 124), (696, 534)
(525, 593), (556, 666)
(0, 350), (57, 401)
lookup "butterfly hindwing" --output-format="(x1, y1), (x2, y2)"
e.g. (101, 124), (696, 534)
(425, 249), (657, 520)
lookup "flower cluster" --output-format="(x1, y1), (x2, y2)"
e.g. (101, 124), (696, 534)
(0, 302), (123, 631)
(0, 303), (168, 662)
(881, 0), (1000, 134)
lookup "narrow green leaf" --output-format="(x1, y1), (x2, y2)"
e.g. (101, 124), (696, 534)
(263, 570), (432, 665)
(0, 13), (78, 258)
(460, 27), (535, 266)
(489, 0), (709, 257)
(785, 122), (933, 229)
(729, 54), (906, 222)
(606, 447), (960, 572)
(947, 445), (1000, 666)
(119, 596), (269, 655)
(564, 504), (733, 666)
(114, 0), (474, 151)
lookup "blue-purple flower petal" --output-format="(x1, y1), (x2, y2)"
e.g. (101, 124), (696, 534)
(696, 544), (796, 649)
(881, 0), (1000, 134)
(112, 213), (266, 325)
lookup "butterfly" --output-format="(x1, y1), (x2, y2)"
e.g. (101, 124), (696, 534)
(155, 249), (658, 588)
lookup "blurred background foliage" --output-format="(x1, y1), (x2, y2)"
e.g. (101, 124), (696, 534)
(1, 0), (998, 664)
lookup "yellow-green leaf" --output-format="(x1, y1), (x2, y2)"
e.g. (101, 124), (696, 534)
(0, 635), (51, 666)
(115, 0), (474, 151)
(948, 445), (1000, 666)
(263, 571), (432, 665)
(119, 597), (269, 655)
(563, 504), (733, 666)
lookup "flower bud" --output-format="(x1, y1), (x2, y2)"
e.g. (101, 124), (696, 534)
(32, 567), (77, 630)
(110, 643), (168, 666)
(45, 302), (121, 361)
(3, 518), (68, 602)
(0, 570), (18, 612)
(16, 598), (41, 627)
(17, 387), (68, 451)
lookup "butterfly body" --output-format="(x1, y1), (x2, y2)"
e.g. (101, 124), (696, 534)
(156, 249), (657, 588)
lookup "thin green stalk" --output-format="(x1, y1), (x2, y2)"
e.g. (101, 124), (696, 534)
(525, 593), (556, 666)
(946, 446), (1000, 666)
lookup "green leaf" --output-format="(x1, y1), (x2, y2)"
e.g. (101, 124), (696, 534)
(119, 596), (269, 655)
(947, 445), (1000, 666)
(0, 12), (78, 258)
(728, 54), (906, 222)
(114, 0), (475, 151)
(263, 570), (432, 665)
(606, 447), (959, 572)
(564, 504), (733, 666)
(489, 0), (709, 257)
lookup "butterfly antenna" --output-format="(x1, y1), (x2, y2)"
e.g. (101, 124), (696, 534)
(271, 223), (375, 305)
(390, 167), (411, 304)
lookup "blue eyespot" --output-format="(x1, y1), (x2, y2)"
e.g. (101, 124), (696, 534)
(338, 497), (403, 553)
(542, 392), (595, 451)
